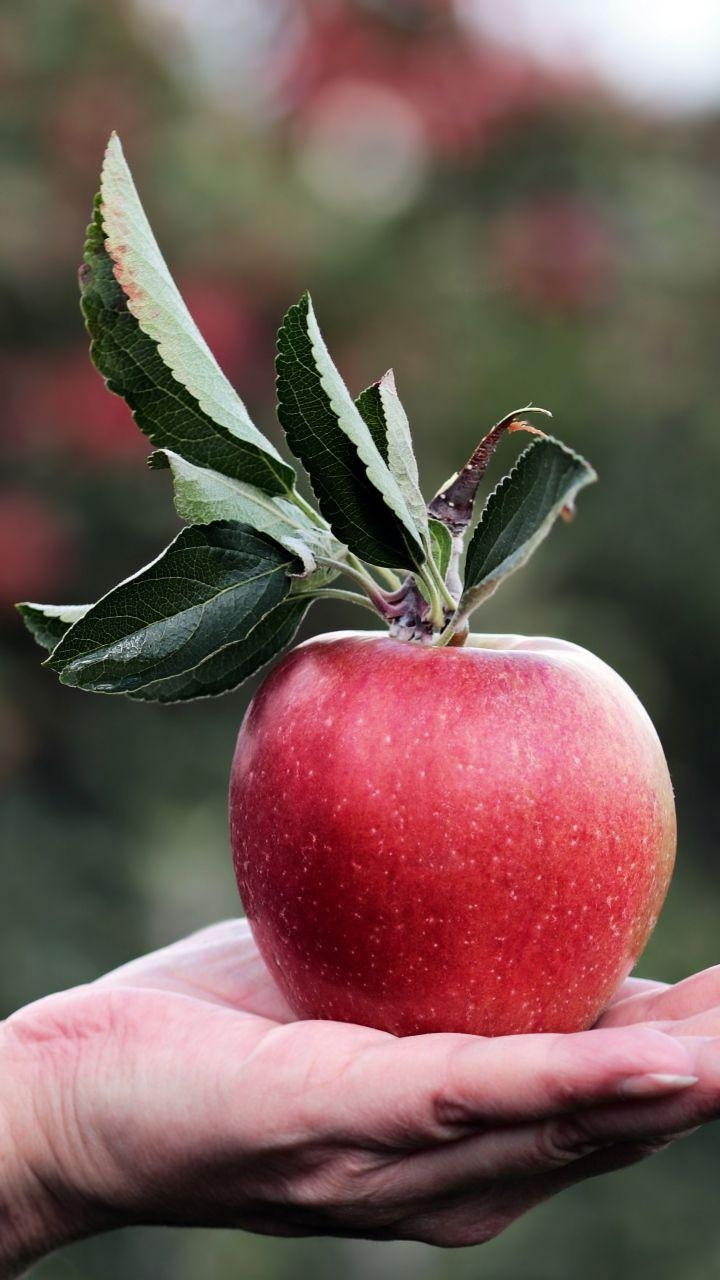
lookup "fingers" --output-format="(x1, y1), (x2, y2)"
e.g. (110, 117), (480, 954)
(94, 918), (250, 997)
(599, 965), (720, 1028)
(385, 1137), (673, 1248)
(394, 1102), (678, 1202)
(372, 1040), (719, 1213)
(314, 1024), (700, 1148)
(531, 1034), (720, 1153)
(95, 919), (296, 1023)
(603, 977), (667, 1010)
(376, 1081), (699, 1207)
(660, 1007), (720, 1037)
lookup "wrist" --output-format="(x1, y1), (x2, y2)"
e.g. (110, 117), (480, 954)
(0, 1017), (98, 1277)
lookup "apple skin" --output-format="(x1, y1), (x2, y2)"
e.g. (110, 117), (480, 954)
(229, 631), (675, 1037)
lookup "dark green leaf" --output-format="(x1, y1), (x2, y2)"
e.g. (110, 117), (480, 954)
(458, 437), (596, 619)
(128, 598), (310, 702)
(17, 603), (91, 652)
(48, 523), (300, 694)
(276, 294), (426, 570)
(81, 136), (294, 495)
(355, 381), (389, 462)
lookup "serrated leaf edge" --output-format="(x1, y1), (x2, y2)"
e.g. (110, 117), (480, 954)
(100, 134), (294, 493)
(304, 295), (426, 560)
(455, 436), (596, 624)
(47, 524), (299, 680)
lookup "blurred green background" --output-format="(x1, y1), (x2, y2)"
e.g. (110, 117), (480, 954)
(2, 0), (719, 1275)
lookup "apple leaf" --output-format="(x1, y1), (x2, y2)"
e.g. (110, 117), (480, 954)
(355, 370), (427, 532)
(18, 139), (602, 693)
(149, 449), (342, 565)
(276, 294), (426, 570)
(81, 139), (295, 496)
(127, 598), (310, 702)
(17, 602), (92, 652)
(428, 407), (552, 536)
(354, 379), (389, 461)
(47, 523), (301, 695)
(457, 437), (597, 621)
(428, 518), (452, 580)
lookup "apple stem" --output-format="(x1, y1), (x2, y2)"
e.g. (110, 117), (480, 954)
(294, 587), (380, 615)
(372, 563), (403, 591)
(423, 558), (457, 614)
(318, 539), (461, 641)
(433, 619), (468, 647)
(346, 552), (401, 593)
(316, 556), (418, 624)
(290, 490), (332, 530)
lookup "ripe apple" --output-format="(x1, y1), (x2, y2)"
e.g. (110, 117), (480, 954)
(230, 630), (675, 1037)
(20, 136), (670, 1037)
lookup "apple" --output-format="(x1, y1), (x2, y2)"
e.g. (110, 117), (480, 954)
(230, 630), (675, 1038)
(20, 137), (672, 1038)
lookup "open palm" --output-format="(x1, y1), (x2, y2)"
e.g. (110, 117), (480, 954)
(5, 920), (720, 1265)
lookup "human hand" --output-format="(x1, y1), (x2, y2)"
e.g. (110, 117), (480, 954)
(599, 964), (720, 1036)
(2, 920), (719, 1276)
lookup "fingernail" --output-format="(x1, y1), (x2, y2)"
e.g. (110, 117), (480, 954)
(618, 1073), (699, 1098)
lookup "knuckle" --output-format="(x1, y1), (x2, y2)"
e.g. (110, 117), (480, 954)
(431, 1040), (486, 1132)
(535, 1116), (600, 1166)
(289, 1149), (395, 1221)
(7, 987), (115, 1056)
(543, 1035), (597, 1107)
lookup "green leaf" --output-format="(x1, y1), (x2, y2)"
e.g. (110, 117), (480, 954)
(48, 523), (300, 695)
(81, 135), (294, 495)
(276, 294), (426, 570)
(458, 437), (596, 620)
(17, 602), (91, 652)
(149, 450), (342, 566)
(355, 370), (427, 532)
(428, 519), (452, 579)
(354, 381), (389, 462)
(127, 598), (310, 702)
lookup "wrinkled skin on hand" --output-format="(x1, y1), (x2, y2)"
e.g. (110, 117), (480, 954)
(2, 920), (720, 1274)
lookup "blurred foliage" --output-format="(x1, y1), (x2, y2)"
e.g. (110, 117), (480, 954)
(1, 0), (719, 1275)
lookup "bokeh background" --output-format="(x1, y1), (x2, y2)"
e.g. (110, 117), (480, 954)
(2, 0), (720, 1275)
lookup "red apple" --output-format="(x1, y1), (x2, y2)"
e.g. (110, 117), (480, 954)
(230, 630), (675, 1037)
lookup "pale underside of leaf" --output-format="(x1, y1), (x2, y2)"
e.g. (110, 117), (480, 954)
(303, 298), (425, 561)
(456, 437), (596, 623)
(100, 134), (293, 492)
(356, 371), (427, 533)
(17, 602), (92, 652)
(82, 199), (293, 495)
(151, 449), (343, 567)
